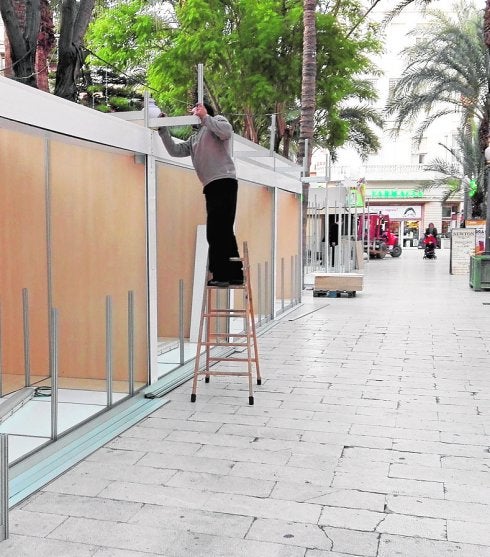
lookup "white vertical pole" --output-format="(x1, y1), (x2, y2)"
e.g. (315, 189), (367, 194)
(197, 64), (204, 105)
(0, 433), (8, 541)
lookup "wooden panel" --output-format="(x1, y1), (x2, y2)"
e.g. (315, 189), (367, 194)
(50, 141), (148, 382)
(156, 170), (274, 337)
(276, 189), (301, 298)
(0, 128), (49, 387)
(156, 164), (206, 338)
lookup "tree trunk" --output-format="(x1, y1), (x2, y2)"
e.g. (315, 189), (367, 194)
(36, 0), (55, 92)
(0, 0), (41, 88)
(299, 0), (317, 274)
(54, 0), (96, 101)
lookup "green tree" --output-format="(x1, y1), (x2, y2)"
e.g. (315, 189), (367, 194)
(86, 0), (382, 160)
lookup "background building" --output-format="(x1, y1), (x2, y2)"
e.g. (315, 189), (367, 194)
(312, 0), (466, 246)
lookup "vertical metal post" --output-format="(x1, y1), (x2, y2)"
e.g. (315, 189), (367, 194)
(0, 304), (3, 398)
(197, 63), (204, 105)
(290, 255), (294, 306)
(50, 308), (58, 441)
(22, 288), (31, 387)
(257, 263), (262, 327)
(179, 280), (185, 365)
(0, 433), (8, 541)
(280, 257), (285, 312)
(143, 90), (150, 127)
(269, 113), (276, 157)
(127, 291), (135, 397)
(265, 261), (270, 322)
(106, 296), (113, 407)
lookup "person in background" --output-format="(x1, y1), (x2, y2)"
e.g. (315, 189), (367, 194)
(157, 101), (243, 288)
(425, 222), (438, 238)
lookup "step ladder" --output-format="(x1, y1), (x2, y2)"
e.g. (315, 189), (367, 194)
(191, 242), (261, 405)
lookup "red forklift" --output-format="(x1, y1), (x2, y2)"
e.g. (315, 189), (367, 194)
(357, 213), (402, 258)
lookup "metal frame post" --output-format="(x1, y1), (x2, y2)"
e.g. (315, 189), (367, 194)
(50, 308), (59, 440)
(128, 291), (135, 397)
(179, 280), (185, 365)
(22, 288), (31, 387)
(0, 433), (8, 541)
(105, 296), (113, 407)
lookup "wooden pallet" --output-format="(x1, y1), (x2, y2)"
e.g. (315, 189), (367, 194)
(313, 289), (357, 298)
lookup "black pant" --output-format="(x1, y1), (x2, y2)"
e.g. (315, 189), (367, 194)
(204, 178), (243, 281)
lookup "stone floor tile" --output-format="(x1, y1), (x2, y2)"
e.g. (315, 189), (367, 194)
(22, 491), (143, 522)
(129, 504), (253, 538)
(0, 534), (97, 557)
(378, 534), (490, 557)
(447, 520), (490, 546)
(246, 518), (333, 550)
(376, 513), (446, 540)
(8, 508), (68, 537)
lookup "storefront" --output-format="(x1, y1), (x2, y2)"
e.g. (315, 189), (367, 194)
(366, 188), (424, 247)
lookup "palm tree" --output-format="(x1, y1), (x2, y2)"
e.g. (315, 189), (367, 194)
(385, 2), (488, 144)
(385, 2), (488, 215)
(299, 0), (317, 272)
(423, 125), (485, 215)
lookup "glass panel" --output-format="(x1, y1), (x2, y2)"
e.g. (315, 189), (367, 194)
(48, 138), (148, 419)
(0, 125), (50, 397)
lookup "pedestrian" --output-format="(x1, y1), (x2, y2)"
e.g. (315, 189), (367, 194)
(157, 101), (243, 287)
(425, 222), (438, 238)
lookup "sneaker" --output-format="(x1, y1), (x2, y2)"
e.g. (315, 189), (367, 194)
(207, 279), (230, 288)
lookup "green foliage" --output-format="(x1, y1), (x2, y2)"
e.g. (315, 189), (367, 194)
(86, 0), (382, 159)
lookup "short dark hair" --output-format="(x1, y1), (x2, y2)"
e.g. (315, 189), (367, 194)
(203, 102), (215, 116)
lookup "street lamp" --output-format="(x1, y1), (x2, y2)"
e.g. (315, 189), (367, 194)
(484, 142), (490, 254)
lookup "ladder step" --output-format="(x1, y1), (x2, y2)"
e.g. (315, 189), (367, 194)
(204, 310), (248, 317)
(208, 356), (258, 363)
(196, 370), (251, 377)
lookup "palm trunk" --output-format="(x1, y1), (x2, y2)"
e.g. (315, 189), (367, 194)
(299, 0), (317, 273)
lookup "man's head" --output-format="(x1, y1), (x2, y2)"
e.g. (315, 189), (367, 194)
(202, 102), (215, 116)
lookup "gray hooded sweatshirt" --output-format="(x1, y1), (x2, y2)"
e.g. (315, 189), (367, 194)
(158, 114), (236, 188)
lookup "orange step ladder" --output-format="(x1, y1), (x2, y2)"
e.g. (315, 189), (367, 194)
(191, 242), (261, 405)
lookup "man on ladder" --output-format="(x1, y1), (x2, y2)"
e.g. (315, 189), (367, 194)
(157, 101), (243, 287)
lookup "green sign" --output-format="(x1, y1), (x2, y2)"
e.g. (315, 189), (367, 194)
(368, 189), (424, 199)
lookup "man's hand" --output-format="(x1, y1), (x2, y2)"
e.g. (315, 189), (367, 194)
(191, 103), (208, 120)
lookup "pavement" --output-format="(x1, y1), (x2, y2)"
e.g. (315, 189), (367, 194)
(1, 247), (490, 557)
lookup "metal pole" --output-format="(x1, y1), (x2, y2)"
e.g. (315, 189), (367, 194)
(0, 433), (8, 541)
(0, 304), (3, 398)
(50, 308), (58, 441)
(290, 255), (294, 306)
(197, 64), (204, 105)
(280, 257), (285, 312)
(269, 113), (276, 157)
(257, 263), (262, 327)
(265, 261), (270, 322)
(22, 288), (31, 387)
(179, 280), (185, 365)
(106, 296), (113, 407)
(128, 291), (135, 397)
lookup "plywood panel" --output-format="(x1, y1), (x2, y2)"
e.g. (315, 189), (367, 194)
(156, 164), (206, 338)
(0, 128), (49, 387)
(50, 141), (148, 383)
(276, 189), (301, 298)
(156, 171), (274, 337)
